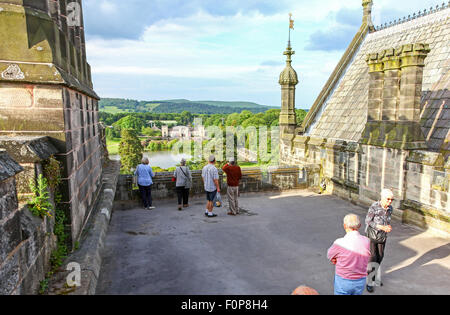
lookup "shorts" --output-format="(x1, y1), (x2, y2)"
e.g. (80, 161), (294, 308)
(206, 190), (217, 201)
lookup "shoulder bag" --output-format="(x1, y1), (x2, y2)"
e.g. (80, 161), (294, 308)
(179, 166), (192, 189)
(367, 225), (387, 243)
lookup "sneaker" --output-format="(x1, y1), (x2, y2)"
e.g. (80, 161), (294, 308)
(148, 206), (155, 210)
(366, 285), (374, 293)
(207, 213), (217, 218)
(178, 206), (182, 211)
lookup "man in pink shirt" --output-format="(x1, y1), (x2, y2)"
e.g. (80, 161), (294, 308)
(327, 214), (371, 295)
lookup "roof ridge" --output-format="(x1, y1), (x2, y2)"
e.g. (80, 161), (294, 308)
(373, 1), (450, 32)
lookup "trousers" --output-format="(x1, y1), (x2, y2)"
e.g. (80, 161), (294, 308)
(227, 186), (239, 214)
(334, 274), (366, 295)
(176, 186), (190, 205)
(138, 185), (152, 208)
(367, 240), (386, 286)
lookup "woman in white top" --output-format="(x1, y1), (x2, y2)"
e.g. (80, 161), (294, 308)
(173, 158), (192, 210)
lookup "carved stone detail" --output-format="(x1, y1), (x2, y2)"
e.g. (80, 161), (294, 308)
(1, 64), (25, 80)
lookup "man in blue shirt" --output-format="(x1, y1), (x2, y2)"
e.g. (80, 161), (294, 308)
(134, 157), (155, 210)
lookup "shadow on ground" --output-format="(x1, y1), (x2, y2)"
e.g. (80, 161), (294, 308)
(96, 190), (450, 295)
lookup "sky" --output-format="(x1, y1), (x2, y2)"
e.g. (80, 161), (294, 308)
(83, 0), (442, 109)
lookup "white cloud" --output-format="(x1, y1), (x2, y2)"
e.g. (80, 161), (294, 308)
(85, 0), (441, 107)
(99, 0), (118, 15)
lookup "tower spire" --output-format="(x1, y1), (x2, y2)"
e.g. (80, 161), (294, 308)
(279, 13), (298, 135)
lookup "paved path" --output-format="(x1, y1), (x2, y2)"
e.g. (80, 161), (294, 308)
(96, 190), (450, 295)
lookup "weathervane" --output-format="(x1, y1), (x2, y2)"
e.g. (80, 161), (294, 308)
(288, 13), (294, 47)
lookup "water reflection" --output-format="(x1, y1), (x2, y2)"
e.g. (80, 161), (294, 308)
(110, 151), (192, 169)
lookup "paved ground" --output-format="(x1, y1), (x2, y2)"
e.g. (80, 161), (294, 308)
(96, 190), (450, 295)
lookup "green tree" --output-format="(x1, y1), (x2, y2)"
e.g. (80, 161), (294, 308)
(296, 109), (308, 125)
(180, 111), (193, 125)
(242, 116), (266, 129)
(142, 127), (162, 137)
(113, 115), (145, 133)
(226, 113), (240, 127)
(263, 109), (281, 127)
(119, 128), (143, 173)
(239, 110), (253, 125)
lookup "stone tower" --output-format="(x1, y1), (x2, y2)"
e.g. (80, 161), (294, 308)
(279, 42), (298, 135)
(0, 0), (104, 249)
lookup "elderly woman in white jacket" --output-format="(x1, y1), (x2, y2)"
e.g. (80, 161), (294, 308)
(173, 158), (192, 210)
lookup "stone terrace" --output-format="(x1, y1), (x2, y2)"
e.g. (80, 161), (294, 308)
(96, 190), (450, 295)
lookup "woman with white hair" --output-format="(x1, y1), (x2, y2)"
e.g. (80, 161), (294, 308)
(364, 188), (394, 293)
(134, 157), (155, 210)
(173, 158), (192, 210)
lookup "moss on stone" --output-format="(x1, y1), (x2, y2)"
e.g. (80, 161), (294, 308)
(402, 199), (450, 224)
(360, 121), (427, 150)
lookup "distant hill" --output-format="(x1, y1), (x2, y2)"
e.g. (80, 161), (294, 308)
(99, 98), (278, 115)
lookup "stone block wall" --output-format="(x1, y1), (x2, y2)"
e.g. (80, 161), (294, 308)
(279, 133), (450, 233)
(402, 151), (449, 230)
(0, 149), (57, 295)
(58, 88), (103, 248)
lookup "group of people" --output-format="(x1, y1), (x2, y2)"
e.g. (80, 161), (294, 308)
(327, 188), (394, 295)
(133, 155), (242, 217)
(134, 157), (394, 295)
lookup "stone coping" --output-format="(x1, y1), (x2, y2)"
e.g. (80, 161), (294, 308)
(0, 149), (23, 181)
(0, 136), (59, 163)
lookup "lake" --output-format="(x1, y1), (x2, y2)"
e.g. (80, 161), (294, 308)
(110, 151), (192, 169)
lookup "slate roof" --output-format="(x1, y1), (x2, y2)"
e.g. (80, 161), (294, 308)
(304, 5), (449, 153)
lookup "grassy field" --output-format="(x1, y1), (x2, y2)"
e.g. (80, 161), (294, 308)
(100, 103), (161, 114)
(106, 138), (121, 155)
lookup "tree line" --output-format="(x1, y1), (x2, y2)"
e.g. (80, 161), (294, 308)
(102, 109), (308, 140)
(112, 108), (308, 174)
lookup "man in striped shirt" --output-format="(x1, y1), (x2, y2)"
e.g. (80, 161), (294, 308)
(202, 155), (221, 218)
(327, 214), (371, 295)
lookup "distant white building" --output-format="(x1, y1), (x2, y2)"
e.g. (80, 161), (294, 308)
(169, 126), (191, 139)
(162, 126), (169, 138)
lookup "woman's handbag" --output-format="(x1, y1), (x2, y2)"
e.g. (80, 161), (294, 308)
(367, 225), (387, 243)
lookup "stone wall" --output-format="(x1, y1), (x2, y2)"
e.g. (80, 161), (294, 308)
(403, 151), (449, 231)
(57, 88), (103, 249)
(114, 166), (306, 203)
(0, 0), (104, 249)
(0, 149), (57, 295)
(280, 134), (450, 233)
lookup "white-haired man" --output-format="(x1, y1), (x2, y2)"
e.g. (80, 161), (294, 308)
(365, 188), (394, 293)
(327, 214), (371, 295)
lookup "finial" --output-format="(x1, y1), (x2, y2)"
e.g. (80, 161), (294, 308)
(362, 0), (374, 30)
